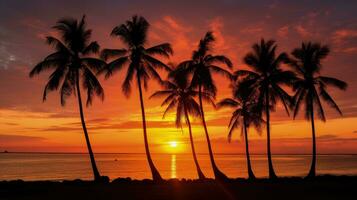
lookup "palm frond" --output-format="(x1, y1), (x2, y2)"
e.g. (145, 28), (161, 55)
(312, 87), (326, 121)
(319, 85), (343, 115)
(81, 58), (106, 72)
(318, 76), (347, 90)
(100, 48), (127, 60)
(82, 41), (100, 55)
(29, 58), (67, 77)
(43, 67), (68, 102)
(46, 36), (72, 53)
(233, 70), (259, 79)
(216, 98), (239, 109)
(100, 56), (129, 79)
(146, 43), (173, 58)
(122, 62), (136, 97)
(163, 99), (177, 118)
(60, 70), (75, 106)
(209, 65), (233, 79)
(82, 67), (104, 106)
(143, 54), (171, 72)
(149, 90), (173, 99)
(205, 55), (233, 69)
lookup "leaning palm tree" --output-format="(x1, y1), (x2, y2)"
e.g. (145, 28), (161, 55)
(217, 82), (264, 180)
(29, 16), (106, 182)
(150, 71), (207, 179)
(100, 15), (173, 181)
(289, 42), (347, 178)
(174, 32), (233, 180)
(235, 39), (295, 179)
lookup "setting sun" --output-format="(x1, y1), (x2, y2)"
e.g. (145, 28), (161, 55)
(163, 140), (185, 154)
(169, 141), (178, 148)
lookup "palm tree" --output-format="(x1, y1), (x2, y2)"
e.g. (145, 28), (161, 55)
(150, 70), (208, 179)
(289, 42), (347, 178)
(235, 39), (295, 179)
(29, 16), (106, 182)
(217, 82), (264, 180)
(174, 32), (233, 180)
(99, 15), (173, 181)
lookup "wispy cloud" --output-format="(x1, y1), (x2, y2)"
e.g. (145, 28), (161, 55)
(0, 134), (45, 142)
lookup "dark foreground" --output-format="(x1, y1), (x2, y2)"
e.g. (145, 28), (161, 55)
(1, 176), (356, 200)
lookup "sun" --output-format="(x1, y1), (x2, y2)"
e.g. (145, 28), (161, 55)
(163, 140), (185, 153)
(168, 141), (178, 148)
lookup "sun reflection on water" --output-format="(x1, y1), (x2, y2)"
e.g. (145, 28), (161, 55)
(171, 154), (176, 179)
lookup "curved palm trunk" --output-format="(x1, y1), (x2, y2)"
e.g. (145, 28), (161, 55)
(198, 85), (228, 181)
(307, 103), (316, 178)
(243, 118), (255, 180)
(137, 74), (163, 181)
(184, 107), (206, 180)
(266, 89), (277, 179)
(75, 71), (101, 181)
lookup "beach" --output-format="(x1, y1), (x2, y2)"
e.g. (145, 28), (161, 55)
(1, 176), (356, 200)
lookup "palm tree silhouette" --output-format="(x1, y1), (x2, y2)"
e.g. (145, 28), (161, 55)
(289, 42), (347, 178)
(99, 15), (173, 181)
(217, 82), (264, 180)
(236, 39), (295, 179)
(174, 32), (232, 180)
(29, 16), (106, 182)
(150, 69), (207, 179)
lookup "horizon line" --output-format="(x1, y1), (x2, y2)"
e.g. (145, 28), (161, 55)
(1, 151), (356, 156)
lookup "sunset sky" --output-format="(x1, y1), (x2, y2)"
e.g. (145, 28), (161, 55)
(0, 0), (356, 154)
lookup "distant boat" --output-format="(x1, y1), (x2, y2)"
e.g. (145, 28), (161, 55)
(3, 150), (9, 153)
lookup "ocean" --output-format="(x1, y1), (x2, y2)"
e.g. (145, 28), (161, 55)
(0, 153), (356, 181)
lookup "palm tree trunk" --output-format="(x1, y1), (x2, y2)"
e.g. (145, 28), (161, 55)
(198, 84), (228, 181)
(243, 118), (255, 180)
(75, 71), (101, 181)
(266, 89), (277, 179)
(184, 106), (206, 180)
(137, 74), (163, 181)
(307, 103), (316, 178)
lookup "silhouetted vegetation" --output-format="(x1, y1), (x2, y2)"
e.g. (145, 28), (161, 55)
(99, 15), (173, 181)
(217, 81), (264, 180)
(151, 68), (206, 179)
(288, 42), (348, 178)
(29, 15), (106, 182)
(171, 32), (233, 181)
(30, 15), (348, 182)
(234, 39), (296, 179)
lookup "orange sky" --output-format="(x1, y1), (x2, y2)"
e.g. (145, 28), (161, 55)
(0, 0), (356, 154)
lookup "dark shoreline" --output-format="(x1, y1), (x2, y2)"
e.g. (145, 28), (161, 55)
(1, 175), (356, 200)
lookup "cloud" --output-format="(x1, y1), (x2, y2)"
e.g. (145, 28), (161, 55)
(151, 16), (193, 62)
(38, 120), (175, 132)
(5, 122), (18, 125)
(331, 29), (357, 54)
(240, 26), (263, 35)
(332, 29), (357, 43)
(0, 43), (17, 69)
(209, 17), (227, 50)
(294, 25), (311, 37)
(0, 134), (45, 142)
(277, 25), (289, 38)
